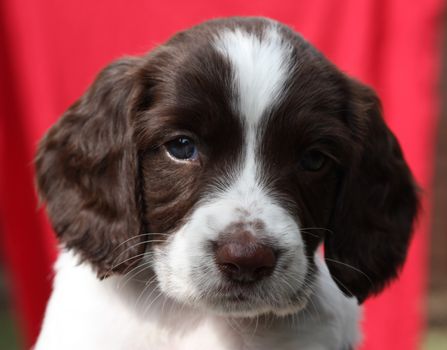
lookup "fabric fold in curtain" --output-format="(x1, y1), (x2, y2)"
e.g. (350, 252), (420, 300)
(0, 1), (443, 349)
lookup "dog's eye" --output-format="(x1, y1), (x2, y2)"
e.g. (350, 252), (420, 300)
(299, 150), (327, 171)
(165, 136), (198, 161)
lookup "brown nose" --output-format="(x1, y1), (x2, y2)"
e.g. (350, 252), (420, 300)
(214, 232), (276, 283)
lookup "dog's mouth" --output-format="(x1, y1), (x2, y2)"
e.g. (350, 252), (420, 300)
(194, 280), (311, 317)
(206, 284), (255, 305)
(218, 293), (249, 303)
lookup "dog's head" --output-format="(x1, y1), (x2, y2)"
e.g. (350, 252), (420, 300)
(36, 17), (418, 315)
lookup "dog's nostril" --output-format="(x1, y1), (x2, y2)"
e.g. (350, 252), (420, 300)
(219, 262), (241, 274)
(214, 234), (276, 283)
(254, 265), (274, 278)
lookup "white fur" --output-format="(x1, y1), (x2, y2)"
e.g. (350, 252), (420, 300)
(35, 250), (361, 350)
(214, 25), (293, 125)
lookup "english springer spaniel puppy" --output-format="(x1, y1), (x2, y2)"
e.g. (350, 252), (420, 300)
(34, 17), (418, 350)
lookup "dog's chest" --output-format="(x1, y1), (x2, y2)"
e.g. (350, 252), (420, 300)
(144, 318), (316, 350)
(147, 319), (242, 350)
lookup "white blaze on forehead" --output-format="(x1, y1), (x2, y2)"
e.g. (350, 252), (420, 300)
(212, 24), (295, 207)
(214, 25), (293, 125)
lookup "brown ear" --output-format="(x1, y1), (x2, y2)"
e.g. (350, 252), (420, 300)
(325, 79), (419, 303)
(35, 57), (146, 277)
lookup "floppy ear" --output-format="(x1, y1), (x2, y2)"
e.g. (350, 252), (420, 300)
(324, 79), (419, 303)
(36, 57), (147, 277)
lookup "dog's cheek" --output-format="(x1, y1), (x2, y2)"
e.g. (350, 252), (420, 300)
(141, 151), (203, 236)
(152, 232), (204, 301)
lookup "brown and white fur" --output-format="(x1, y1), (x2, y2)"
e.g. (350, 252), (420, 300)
(34, 17), (419, 350)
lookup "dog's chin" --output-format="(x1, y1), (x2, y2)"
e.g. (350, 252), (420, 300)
(204, 299), (309, 318)
(182, 287), (312, 318)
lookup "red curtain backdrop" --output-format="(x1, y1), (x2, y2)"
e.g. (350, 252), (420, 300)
(0, 1), (443, 349)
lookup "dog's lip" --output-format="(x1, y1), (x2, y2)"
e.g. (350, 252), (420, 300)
(212, 284), (258, 302)
(217, 283), (255, 294)
(219, 294), (249, 302)
(216, 289), (250, 299)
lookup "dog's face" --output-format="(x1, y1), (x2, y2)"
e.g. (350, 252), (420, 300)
(36, 17), (418, 316)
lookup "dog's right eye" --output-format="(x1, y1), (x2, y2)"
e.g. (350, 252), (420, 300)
(298, 150), (327, 172)
(165, 136), (198, 161)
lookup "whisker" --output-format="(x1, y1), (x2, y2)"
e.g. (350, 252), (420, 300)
(299, 230), (320, 238)
(105, 240), (165, 276)
(143, 292), (163, 318)
(135, 275), (159, 310)
(324, 274), (356, 300)
(106, 251), (151, 277)
(142, 283), (164, 317)
(300, 227), (334, 235)
(324, 258), (373, 286)
(119, 260), (156, 290)
(105, 233), (172, 276)
(109, 233), (153, 254)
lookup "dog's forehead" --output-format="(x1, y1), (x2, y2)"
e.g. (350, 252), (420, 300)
(157, 18), (336, 131)
(213, 24), (293, 127)
(145, 18), (347, 145)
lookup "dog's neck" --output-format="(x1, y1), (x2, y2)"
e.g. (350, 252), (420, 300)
(36, 251), (360, 350)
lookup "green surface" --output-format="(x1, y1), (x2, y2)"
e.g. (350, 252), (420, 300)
(0, 310), (20, 350)
(423, 328), (447, 350)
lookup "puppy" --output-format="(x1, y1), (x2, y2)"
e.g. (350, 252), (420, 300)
(34, 17), (418, 350)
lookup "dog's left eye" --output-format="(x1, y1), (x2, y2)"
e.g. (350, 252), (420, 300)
(299, 150), (327, 171)
(165, 136), (198, 161)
